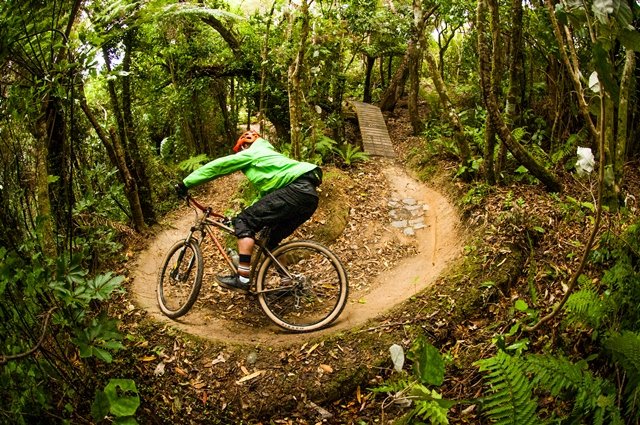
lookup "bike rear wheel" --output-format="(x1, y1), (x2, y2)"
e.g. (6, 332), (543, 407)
(256, 240), (348, 332)
(157, 239), (203, 319)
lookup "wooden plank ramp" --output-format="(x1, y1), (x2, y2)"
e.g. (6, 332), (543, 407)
(350, 101), (395, 158)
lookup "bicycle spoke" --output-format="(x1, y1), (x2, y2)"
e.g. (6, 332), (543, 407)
(157, 240), (203, 318)
(257, 241), (348, 331)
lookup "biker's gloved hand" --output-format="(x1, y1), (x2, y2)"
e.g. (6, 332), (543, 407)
(174, 182), (189, 200)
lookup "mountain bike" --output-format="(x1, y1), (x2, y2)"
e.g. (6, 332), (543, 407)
(156, 194), (349, 332)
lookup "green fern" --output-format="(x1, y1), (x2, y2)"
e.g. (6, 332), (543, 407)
(524, 353), (624, 424)
(475, 350), (539, 425)
(332, 144), (370, 166)
(524, 353), (586, 397)
(563, 276), (612, 331)
(397, 385), (450, 425)
(604, 331), (640, 419)
(551, 133), (582, 164)
(178, 154), (209, 173)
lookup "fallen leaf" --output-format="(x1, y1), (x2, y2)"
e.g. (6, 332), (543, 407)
(140, 355), (156, 362)
(211, 353), (225, 366)
(236, 370), (265, 384)
(192, 382), (206, 389)
(202, 391), (207, 405)
(175, 367), (187, 375)
(307, 343), (319, 356)
(320, 364), (333, 373)
(153, 362), (165, 377)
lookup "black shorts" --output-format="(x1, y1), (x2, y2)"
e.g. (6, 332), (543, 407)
(234, 173), (320, 249)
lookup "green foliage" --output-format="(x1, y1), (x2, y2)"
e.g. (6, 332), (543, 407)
(407, 335), (445, 386)
(524, 353), (623, 424)
(1, 247), (126, 421)
(92, 379), (141, 424)
(178, 154), (210, 173)
(332, 143), (370, 167)
(304, 135), (337, 164)
(564, 275), (613, 332)
(70, 311), (124, 363)
(604, 331), (640, 419)
(475, 350), (539, 425)
(372, 336), (453, 424)
(551, 133), (584, 166)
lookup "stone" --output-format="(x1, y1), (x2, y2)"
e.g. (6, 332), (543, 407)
(403, 227), (415, 236)
(402, 198), (416, 206)
(409, 218), (424, 226)
(391, 220), (408, 228)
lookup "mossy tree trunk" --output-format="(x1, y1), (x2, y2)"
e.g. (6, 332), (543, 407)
(478, 0), (563, 192)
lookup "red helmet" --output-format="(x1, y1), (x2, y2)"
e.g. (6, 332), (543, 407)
(233, 130), (260, 152)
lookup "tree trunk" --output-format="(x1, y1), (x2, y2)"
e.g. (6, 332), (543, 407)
(484, 0), (503, 185)
(614, 50), (635, 200)
(122, 31), (156, 224)
(543, 0), (598, 145)
(259, 2), (277, 133)
(478, 0), (563, 192)
(363, 55), (376, 104)
(33, 125), (58, 259)
(80, 93), (146, 232)
(423, 44), (472, 181)
(408, 0), (425, 135)
(288, 0), (311, 160)
(379, 44), (411, 112)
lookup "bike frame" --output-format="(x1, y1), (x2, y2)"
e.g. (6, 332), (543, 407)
(183, 195), (294, 292)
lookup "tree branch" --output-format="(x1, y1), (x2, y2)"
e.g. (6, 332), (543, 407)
(0, 307), (56, 365)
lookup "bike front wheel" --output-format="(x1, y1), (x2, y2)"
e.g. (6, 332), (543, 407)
(256, 240), (349, 332)
(157, 239), (203, 319)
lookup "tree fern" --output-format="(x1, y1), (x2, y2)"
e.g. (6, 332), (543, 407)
(475, 350), (540, 425)
(604, 331), (640, 419)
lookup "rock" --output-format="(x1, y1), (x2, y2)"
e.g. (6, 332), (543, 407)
(403, 227), (415, 236)
(391, 220), (408, 228)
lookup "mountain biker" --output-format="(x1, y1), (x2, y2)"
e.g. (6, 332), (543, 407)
(175, 130), (322, 294)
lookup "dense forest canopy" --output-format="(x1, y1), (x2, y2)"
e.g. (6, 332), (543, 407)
(1, 0), (640, 422)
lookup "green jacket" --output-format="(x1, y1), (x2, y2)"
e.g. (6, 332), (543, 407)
(183, 138), (317, 201)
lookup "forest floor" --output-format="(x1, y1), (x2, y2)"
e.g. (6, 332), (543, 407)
(116, 99), (640, 424)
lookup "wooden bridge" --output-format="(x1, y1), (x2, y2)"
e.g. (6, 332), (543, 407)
(350, 101), (396, 158)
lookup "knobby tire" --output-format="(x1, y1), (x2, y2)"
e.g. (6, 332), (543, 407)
(256, 240), (348, 332)
(157, 239), (203, 319)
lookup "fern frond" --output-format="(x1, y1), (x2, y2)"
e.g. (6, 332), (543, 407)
(524, 353), (584, 396)
(476, 351), (540, 425)
(178, 154), (209, 172)
(511, 127), (528, 143)
(604, 331), (640, 418)
(551, 133), (582, 164)
(563, 280), (612, 331)
(526, 352), (625, 423)
(393, 385), (450, 425)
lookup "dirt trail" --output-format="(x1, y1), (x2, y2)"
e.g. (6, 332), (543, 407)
(131, 163), (461, 346)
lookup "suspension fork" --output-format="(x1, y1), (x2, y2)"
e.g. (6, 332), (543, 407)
(170, 224), (204, 280)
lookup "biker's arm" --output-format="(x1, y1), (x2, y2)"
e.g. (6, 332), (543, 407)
(182, 151), (254, 189)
